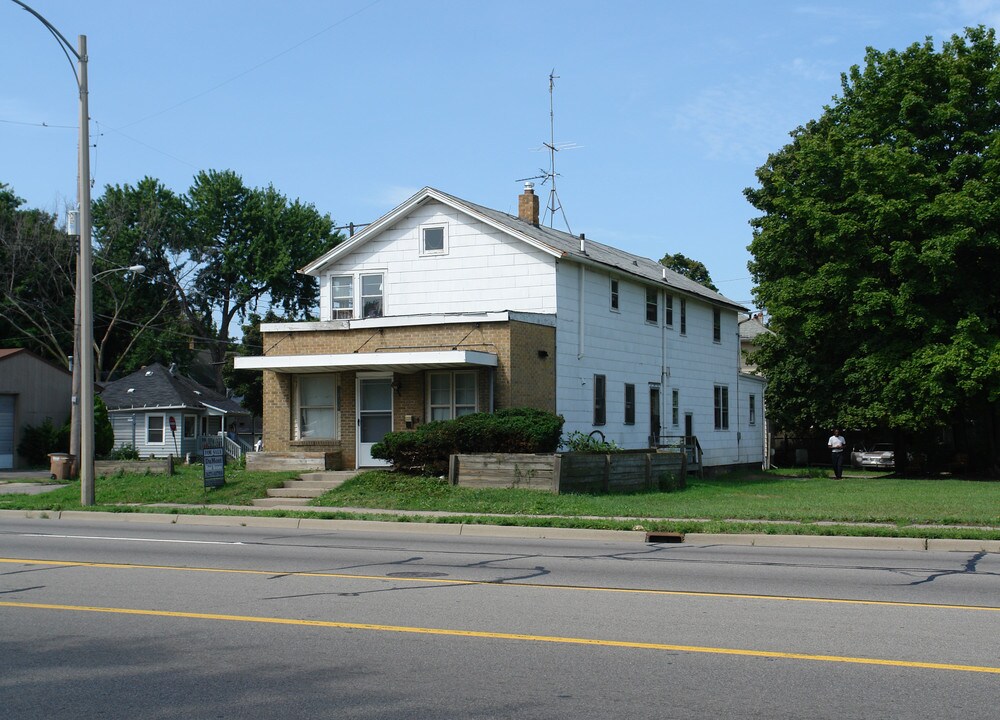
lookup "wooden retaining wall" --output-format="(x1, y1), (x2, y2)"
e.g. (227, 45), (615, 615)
(450, 450), (686, 494)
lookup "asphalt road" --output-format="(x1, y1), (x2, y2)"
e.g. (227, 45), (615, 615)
(1, 516), (998, 719)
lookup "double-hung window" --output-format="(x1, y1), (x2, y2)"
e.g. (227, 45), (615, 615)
(361, 273), (384, 318)
(428, 371), (477, 421)
(610, 278), (620, 311)
(665, 294), (673, 326)
(749, 394), (757, 425)
(331, 276), (353, 319)
(713, 308), (722, 343)
(672, 389), (680, 426)
(680, 298), (687, 335)
(183, 415), (197, 439)
(645, 288), (658, 324)
(593, 374), (607, 425)
(298, 374), (338, 439)
(714, 385), (729, 430)
(146, 415), (164, 444)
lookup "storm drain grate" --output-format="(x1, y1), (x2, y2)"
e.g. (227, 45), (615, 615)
(645, 531), (684, 543)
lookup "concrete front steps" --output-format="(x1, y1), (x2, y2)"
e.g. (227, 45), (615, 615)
(252, 470), (357, 508)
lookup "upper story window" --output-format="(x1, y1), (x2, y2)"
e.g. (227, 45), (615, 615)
(421, 223), (448, 255)
(330, 272), (384, 319)
(610, 277), (620, 312)
(680, 298), (687, 335)
(645, 287), (658, 324)
(665, 294), (673, 327)
(331, 275), (353, 319)
(749, 394), (757, 425)
(361, 273), (384, 318)
(713, 308), (722, 343)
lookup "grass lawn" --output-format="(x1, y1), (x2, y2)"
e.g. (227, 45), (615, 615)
(2, 464), (998, 540)
(0, 464), (297, 512)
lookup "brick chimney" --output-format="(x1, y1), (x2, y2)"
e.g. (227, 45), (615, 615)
(518, 182), (539, 226)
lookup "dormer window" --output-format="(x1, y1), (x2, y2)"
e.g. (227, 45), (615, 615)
(421, 223), (448, 255)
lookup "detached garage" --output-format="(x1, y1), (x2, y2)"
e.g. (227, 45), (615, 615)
(0, 349), (72, 470)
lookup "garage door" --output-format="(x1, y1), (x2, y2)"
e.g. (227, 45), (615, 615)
(0, 395), (13, 469)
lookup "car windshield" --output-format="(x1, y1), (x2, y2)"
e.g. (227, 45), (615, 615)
(870, 444), (893, 452)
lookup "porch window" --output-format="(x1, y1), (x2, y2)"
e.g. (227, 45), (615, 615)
(298, 374), (338, 439)
(331, 275), (353, 319)
(202, 415), (223, 437)
(428, 371), (477, 421)
(183, 415), (197, 439)
(146, 415), (164, 444)
(361, 273), (384, 318)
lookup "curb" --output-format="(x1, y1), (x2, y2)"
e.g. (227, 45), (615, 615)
(2, 508), (998, 552)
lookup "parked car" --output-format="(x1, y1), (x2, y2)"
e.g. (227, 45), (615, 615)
(852, 443), (895, 470)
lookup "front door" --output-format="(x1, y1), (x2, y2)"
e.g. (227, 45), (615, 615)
(356, 374), (393, 467)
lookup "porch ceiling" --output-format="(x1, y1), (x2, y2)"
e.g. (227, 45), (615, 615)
(233, 350), (498, 375)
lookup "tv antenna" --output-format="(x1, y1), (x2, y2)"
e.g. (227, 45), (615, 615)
(517, 70), (578, 233)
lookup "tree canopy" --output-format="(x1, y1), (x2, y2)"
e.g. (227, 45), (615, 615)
(745, 27), (1000, 465)
(659, 252), (718, 291)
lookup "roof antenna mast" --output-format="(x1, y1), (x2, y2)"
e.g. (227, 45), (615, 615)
(517, 70), (577, 233)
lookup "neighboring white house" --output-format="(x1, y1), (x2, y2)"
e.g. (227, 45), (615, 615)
(236, 184), (766, 470)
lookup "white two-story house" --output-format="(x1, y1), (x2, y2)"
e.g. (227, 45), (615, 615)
(236, 184), (766, 470)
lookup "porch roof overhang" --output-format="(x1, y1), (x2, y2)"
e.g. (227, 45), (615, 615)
(233, 350), (498, 375)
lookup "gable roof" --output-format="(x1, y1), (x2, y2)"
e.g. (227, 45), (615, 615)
(99, 362), (248, 415)
(0, 347), (73, 377)
(302, 187), (745, 311)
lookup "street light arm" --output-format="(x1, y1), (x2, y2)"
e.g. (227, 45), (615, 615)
(10, 0), (81, 85)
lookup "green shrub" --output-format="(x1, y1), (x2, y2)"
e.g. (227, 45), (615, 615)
(17, 417), (70, 466)
(94, 397), (115, 457)
(110, 444), (140, 461)
(561, 430), (623, 452)
(372, 408), (564, 473)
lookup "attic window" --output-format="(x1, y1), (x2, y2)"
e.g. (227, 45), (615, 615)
(420, 223), (448, 256)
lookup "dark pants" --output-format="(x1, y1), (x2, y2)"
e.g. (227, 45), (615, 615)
(832, 450), (844, 478)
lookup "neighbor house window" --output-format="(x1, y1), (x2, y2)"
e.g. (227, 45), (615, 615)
(749, 394), (757, 425)
(665, 294), (673, 326)
(298, 374), (338, 439)
(645, 287), (658, 324)
(713, 308), (722, 343)
(680, 298), (687, 334)
(610, 278), (620, 311)
(714, 385), (729, 430)
(594, 374), (606, 425)
(146, 415), (164, 444)
(183, 415), (197, 439)
(624, 383), (635, 425)
(428, 371), (477, 421)
(331, 275), (353, 319)
(202, 416), (223, 437)
(421, 224), (447, 255)
(361, 273), (384, 318)
(672, 389), (680, 426)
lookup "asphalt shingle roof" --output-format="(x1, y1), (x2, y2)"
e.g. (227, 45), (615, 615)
(100, 362), (247, 415)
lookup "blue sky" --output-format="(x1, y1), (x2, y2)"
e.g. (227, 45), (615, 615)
(4, 0), (1000, 313)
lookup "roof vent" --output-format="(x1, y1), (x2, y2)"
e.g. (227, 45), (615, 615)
(168, 362), (177, 376)
(127, 388), (135, 393)
(145, 370), (154, 377)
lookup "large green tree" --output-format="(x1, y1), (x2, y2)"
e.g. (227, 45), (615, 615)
(745, 27), (1000, 468)
(659, 252), (718, 291)
(94, 170), (341, 390)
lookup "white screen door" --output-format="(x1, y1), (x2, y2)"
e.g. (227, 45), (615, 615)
(356, 375), (392, 467)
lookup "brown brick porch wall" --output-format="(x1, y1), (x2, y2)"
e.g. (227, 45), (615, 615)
(260, 319), (556, 467)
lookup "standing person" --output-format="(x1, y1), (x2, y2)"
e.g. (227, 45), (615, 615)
(828, 428), (846, 479)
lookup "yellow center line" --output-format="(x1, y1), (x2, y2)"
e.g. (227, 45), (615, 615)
(2, 600), (998, 675)
(2, 557), (998, 613)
